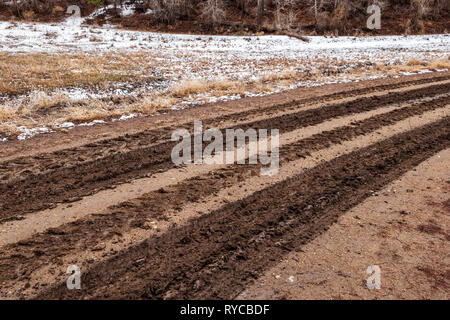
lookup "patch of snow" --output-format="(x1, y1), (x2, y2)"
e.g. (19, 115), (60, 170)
(57, 122), (76, 128)
(1, 21), (448, 58)
(400, 71), (417, 76)
(121, 5), (135, 17)
(1, 20), (448, 141)
(2, 113), (148, 142)
(112, 113), (139, 121)
(87, 4), (114, 20)
(78, 119), (106, 126)
(16, 126), (53, 140)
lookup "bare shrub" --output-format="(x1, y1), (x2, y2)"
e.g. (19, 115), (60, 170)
(201, 0), (225, 27)
(148, 0), (190, 24)
(329, 1), (349, 33)
(428, 58), (450, 69)
(274, 0), (297, 30)
(316, 11), (331, 31)
(407, 58), (427, 66)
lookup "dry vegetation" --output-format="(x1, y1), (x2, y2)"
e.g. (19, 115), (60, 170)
(382, 56), (450, 73)
(0, 49), (448, 139)
(0, 52), (158, 96)
(0, 70), (296, 137)
(171, 79), (245, 97)
(1, 0), (449, 35)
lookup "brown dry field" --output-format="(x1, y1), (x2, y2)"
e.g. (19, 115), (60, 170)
(0, 71), (448, 300)
(1, 51), (448, 138)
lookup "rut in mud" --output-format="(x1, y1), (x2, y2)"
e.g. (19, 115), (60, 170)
(0, 73), (448, 300)
(0, 80), (449, 221)
(0, 93), (448, 283)
(35, 117), (450, 299)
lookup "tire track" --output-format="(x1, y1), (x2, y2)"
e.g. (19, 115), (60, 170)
(3, 76), (448, 181)
(0, 97), (447, 298)
(35, 117), (450, 299)
(0, 94), (447, 242)
(0, 82), (449, 220)
(1, 74), (448, 164)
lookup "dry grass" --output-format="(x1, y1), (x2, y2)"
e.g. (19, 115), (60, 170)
(378, 57), (450, 74)
(63, 102), (113, 123)
(0, 104), (16, 122)
(0, 91), (71, 119)
(30, 92), (71, 110)
(390, 64), (424, 73)
(428, 58), (450, 69)
(1, 50), (448, 139)
(0, 73), (291, 136)
(170, 79), (245, 98)
(0, 122), (20, 136)
(209, 79), (243, 92)
(171, 80), (211, 97)
(260, 71), (298, 82)
(0, 52), (158, 96)
(407, 58), (428, 66)
(130, 95), (177, 115)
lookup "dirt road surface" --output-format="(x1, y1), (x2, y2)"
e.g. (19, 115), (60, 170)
(0, 72), (448, 299)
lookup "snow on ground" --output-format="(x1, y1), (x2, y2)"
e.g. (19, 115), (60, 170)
(0, 20), (449, 141)
(1, 20), (448, 84)
(0, 20), (448, 56)
(1, 20), (448, 95)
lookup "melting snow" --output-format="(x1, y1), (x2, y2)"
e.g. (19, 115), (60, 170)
(0, 20), (448, 57)
(0, 19), (448, 142)
(16, 126), (53, 140)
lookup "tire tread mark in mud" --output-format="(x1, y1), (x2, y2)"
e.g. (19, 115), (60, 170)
(0, 95), (447, 287)
(1, 75), (448, 177)
(0, 83), (448, 220)
(35, 116), (450, 299)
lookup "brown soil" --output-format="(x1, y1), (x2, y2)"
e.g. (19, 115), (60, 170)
(1, 78), (449, 221)
(0, 72), (448, 299)
(35, 117), (450, 299)
(239, 149), (449, 300)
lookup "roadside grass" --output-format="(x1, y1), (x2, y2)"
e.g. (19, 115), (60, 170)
(130, 95), (178, 115)
(171, 79), (246, 98)
(0, 74), (299, 137)
(0, 52), (448, 139)
(428, 58), (450, 70)
(0, 52), (158, 96)
(407, 58), (428, 66)
(385, 57), (450, 73)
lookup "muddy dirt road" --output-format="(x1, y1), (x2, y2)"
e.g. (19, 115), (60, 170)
(0, 73), (448, 299)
